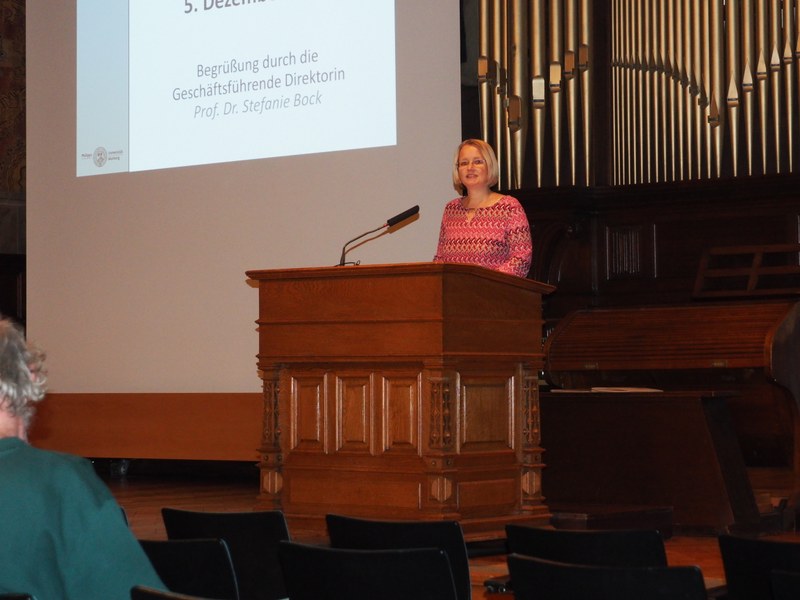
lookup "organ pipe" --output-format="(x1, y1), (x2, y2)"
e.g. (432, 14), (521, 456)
(475, 0), (800, 187)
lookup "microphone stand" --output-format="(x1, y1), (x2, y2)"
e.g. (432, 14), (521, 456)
(337, 205), (419, 266)
(338, 224), (387, 266)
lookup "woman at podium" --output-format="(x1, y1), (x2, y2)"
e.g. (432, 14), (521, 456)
(433, 139), (532, 278)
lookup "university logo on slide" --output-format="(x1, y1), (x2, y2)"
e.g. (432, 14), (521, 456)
(93, 147), (108, 168)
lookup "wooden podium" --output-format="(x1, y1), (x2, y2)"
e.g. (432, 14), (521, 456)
(245, 262), (554, 539)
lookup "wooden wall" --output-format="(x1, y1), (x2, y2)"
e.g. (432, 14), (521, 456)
(28, 393), (264, 462)
(0, 0), (25, 324)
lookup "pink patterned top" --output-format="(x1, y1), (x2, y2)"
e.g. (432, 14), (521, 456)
(433, 195), (532, 278)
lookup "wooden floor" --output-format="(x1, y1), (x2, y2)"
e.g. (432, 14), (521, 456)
(104, 464), (800, 600)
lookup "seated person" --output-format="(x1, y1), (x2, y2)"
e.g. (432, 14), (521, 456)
(0, 318), (165, 600)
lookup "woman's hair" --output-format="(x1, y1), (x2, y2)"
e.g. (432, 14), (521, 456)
(451, 138), (500, 196)
(0, 319), (47, 429)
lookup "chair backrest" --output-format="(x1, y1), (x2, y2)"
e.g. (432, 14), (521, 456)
(161, 508), (290, 600)
(719, 534), (800, 600)
(0, 595), (34, 600)
(771, 569), (800, 600)
(131, 585), (216, 600)
(507, 553), (708, 600)
(505, 525), (668, 567)
(139, 538), (239, 600)
(325, 513), (471, 600)
(277, 541), (459, 600)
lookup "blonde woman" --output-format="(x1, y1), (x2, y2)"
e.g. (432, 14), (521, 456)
(433, 139), (532, 277)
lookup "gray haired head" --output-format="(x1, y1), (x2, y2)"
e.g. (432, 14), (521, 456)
(0, 319), (47, 429)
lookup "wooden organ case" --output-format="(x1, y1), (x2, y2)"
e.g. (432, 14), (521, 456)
(539, 243), (800, 533)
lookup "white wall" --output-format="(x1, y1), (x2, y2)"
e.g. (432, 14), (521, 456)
(26, 1), (462, 393)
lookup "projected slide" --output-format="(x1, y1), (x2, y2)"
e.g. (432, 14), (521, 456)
(76, 0), (397, 176)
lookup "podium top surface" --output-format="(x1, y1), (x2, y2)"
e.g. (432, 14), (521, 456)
(247, 262), (552, 362)
(246, 262), (555, 295)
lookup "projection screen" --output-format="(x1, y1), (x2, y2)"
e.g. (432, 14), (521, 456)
(27, 1), (461, 395)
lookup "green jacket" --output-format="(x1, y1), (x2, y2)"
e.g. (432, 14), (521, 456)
(0, 437), (165, 599)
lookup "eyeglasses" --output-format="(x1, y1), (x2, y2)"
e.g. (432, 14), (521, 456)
(456, 158), (486, 168)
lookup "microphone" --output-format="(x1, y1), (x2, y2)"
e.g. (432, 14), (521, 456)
(338, 205), (420, 266)
(386, 205), (420, 227)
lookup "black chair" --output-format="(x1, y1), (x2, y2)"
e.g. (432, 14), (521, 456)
(325, 513), (471, 600)
(161, 508), (289, 600)
(139, 538), (239, 600)
(719, 534), (800, 600)
(277, 541), (458, 600)
(506, 524), (668, 566)
(507, 553), (708, 600)
(771, 569), (800, 600)
(485, 525), (668, 593)
(0, 595), (34, 599)
(131, 586), (216, 600)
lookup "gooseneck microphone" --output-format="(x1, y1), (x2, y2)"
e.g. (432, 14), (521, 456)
(386, 205), (420, 227)
(338, 205), (420, 266)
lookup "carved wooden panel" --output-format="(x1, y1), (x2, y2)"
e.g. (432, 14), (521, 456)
(380, 372), (421, 454)
(427, 375), (454, 451)
(458, 478), (517, 510)
(334, 372), (371, 453)
(288, 371), (326, 452)
(286, 471), (423, 512)
(459, 373), (514, 452)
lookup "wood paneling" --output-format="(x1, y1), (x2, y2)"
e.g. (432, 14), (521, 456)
(28, 392), (263, 461)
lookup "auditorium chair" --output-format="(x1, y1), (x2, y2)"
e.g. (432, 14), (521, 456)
(277, 541), (459, 600)
(131, 586), (216, 600)
(719, 533), (800, 600)
(771, 569), (800, 600)
(507, 524), (668, 565)
(325, 513), (471, 600)
(485, 525), (668, 593)
(139, 538), (239, 600)
(161, 508), (289, 600)
(507, 554), (708, 600)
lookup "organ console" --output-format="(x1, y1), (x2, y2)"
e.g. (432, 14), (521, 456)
(541, 244), (800, 532)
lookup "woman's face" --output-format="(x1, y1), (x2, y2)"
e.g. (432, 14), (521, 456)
(457, 145), (490, 191)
